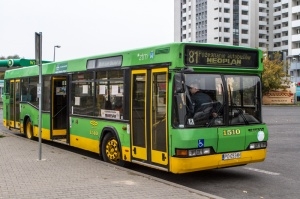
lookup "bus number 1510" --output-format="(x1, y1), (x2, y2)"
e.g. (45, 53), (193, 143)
(223, 129), (241, 136)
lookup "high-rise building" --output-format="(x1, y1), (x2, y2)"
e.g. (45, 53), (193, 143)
(174, 0), (300, 83)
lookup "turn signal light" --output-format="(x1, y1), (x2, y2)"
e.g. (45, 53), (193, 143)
(176, 148), (212, 157)
(249, 141), (267, 149)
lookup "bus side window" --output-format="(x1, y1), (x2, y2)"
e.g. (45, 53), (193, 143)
(114, 101), (123, 114)
(97, 95), (106, 110)
(105, 100), (112, 109)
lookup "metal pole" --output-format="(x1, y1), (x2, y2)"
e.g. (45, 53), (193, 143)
(37, 32), (43, 160)
(53, 46), (56, 61)
(53, 45), (61, 61)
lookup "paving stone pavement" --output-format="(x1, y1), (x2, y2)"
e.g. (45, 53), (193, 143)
(0, 129), (224, 199)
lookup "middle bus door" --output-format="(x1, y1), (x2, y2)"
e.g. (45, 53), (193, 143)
(131, 68), (168, 170)
(51, 77), (68, 142)
(8, 79), (21, 129)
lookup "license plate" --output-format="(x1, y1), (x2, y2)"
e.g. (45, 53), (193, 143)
(222, 152), (241, 160)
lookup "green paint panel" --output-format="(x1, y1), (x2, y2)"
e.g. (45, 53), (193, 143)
(217, 127), (247, 153)
(170, 128), (218, 156)
(70, 116), (130, 147)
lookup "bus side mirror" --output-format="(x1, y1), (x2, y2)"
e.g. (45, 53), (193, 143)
(174, 73), (184, 93)
(174, 93), (186, 127)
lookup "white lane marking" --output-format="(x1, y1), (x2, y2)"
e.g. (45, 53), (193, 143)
(244, 167), (280, 175)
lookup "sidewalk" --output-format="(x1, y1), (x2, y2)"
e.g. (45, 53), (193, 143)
(0, 129), (223, 199)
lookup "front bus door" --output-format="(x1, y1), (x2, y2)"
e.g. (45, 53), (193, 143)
(8, 79), (21, 129)
(131, 68), (168, 171)
(51, 77), (68, 142)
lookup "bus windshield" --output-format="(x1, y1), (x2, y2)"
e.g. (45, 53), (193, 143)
(173, 73), (262, 127)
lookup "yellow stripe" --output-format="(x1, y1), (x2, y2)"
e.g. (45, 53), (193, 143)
(70, 135), (131, 162)
(33, 126), (51, 140)
(70, 135), (99, 153)
(169, 149), (267, 174)
(122, 146), (131, 162)
(52, 129), (67, 136)
(3, 119), (8, 127)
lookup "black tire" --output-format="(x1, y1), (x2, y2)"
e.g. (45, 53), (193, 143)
(101, 132), (125, 166)
(25, 119), (34, 140)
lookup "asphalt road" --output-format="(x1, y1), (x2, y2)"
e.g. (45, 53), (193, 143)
(1, 106), (299, 199)
(129, 106), (300, 199)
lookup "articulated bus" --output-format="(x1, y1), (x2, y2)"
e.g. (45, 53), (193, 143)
(3, 42), (268, 173)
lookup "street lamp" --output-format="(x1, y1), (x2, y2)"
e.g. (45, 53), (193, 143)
(53, 45), (61, 61)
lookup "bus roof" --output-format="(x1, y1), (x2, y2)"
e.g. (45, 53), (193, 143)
(4, 42), (263, 79)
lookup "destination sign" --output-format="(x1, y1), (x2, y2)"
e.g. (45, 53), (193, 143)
(184, 45), (258, 68)
(87, 56), (122, 69)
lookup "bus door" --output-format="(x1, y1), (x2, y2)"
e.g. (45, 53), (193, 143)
(131, 68), (168, 170)
(8, 79), (21, 129)
(51, 77), (68, 141)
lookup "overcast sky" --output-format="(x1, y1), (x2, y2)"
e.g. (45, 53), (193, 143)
(0, 0), (174, 61)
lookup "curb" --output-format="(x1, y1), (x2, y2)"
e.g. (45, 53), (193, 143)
(0, 129), (224, 199)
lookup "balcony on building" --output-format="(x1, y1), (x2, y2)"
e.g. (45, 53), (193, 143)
(259, 12), (267, 17)
(273, 18), (282, 26)
(282, 8), (288, 15)
(281, 16), (289, 23)
(281, 26), (289, 32)
(259, 20), (267, 26)
(291, 48), (300, 56)
(259, 3), (267, 9)
(259, 38), (267, 43)
(273, 2), (281, 8)
(223, 3), (230, 9)
(292, 34), (300, 42)
(292, 5), (300, 13)
(292, 20), (300, 28)
(281, 35), (289, 41)
(281, 45), (288, 51)
(258, 29), (267, 34)
(290, 62), (300, 70)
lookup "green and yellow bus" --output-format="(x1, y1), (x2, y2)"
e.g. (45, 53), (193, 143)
(2, 42), (268, 173)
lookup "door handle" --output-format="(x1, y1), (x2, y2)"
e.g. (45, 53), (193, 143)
(162, 153), (166, 161)
(133, 147), (137, 154)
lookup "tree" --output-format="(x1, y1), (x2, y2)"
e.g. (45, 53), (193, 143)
(262, 52), (290, 94)
(0, 55), (20, 59)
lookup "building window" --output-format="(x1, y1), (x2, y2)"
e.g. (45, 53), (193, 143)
(242, 10), (248, 15)
(224, 38), (230, 42)
(241, 20), (248, 24)
(242, 1), (248, 5)
(241, 39), (248, 44)
(241, 29), (248, 34)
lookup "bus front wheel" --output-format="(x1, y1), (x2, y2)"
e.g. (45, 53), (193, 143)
(25, 119), (34, 140)
(101, 132), (125, 166)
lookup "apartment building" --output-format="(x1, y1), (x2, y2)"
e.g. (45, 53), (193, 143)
(174, 0), (300, 83)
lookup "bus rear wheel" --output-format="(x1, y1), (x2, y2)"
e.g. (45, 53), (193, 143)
(25, 119), (34, 140)
(101, 132), (125, 166)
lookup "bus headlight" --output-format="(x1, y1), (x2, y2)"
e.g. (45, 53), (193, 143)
(176, 147), (212, 157)
(249, 141), (267, 149)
